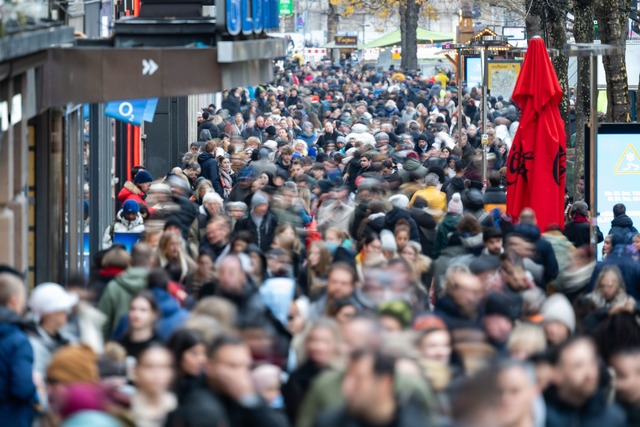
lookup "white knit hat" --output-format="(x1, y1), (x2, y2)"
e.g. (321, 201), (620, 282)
(447, 193), (464, 215)
(380, 229), (398, 252)
(541, 294), (576, 333)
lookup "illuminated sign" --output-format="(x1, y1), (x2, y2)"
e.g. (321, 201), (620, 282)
(217, 0), (280, 36)
(335, 35), (357, 46)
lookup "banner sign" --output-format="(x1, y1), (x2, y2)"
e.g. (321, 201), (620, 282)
(279, 0), (293, 15)
(104, 98), (158, 126)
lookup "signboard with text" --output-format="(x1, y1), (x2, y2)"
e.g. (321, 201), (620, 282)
(487, 61), (522, 101)
(279, 0), (293, 15)
(335, 35), (358, 46)
(595, 124), (640, 255)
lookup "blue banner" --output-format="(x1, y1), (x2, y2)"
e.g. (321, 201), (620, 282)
(104, 99), (158, 126)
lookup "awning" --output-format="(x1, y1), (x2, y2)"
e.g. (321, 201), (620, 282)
(360, 29), (454, 49)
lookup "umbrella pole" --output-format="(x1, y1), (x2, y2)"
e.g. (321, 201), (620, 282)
(481, 47), (488, 187)
(457, 51), (463, 148)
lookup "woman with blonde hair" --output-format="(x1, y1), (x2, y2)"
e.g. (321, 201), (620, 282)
(156, 232), (196, 283)
(400, 240), (432, 291)
(587, 264), (635, 310)
(192, 179), (213, 205)
(507, 322), (547, 360)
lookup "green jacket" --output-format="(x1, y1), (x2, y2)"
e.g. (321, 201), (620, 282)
(433, 213), (461, 259)
(97, 267), (148, 339)
(297, 369), (435, 427)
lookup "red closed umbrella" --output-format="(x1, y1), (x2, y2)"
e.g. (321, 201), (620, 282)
(506, 36), (566, 230)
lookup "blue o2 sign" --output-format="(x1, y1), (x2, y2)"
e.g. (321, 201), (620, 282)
(218, 0), (279, 36)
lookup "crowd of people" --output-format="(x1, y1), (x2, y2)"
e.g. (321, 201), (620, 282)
(3, 60), (640, 427)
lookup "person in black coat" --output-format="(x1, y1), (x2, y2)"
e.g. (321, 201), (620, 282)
(512, 222), (559, 288)
(234, 191), (279, 253)
(609, 203), (638, 239)
(544, 337), (627, 427)
(564, 201), (603, 248)
(198, 141), (225, 197)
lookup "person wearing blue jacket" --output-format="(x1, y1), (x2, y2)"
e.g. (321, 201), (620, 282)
(0, 270), (36, 427)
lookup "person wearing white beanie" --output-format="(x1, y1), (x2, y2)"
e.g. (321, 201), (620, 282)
(380, 229), (398, 259)
(389, 194), (410, 210)
(447, 193), (464, 215)
(541, 293), (575, 345)
(28, 283), (79, 379)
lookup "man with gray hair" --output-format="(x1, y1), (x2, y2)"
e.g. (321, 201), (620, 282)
(408, 173), (447, 220)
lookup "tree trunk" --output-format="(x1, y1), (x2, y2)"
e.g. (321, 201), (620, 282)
(546, 1), (570, 128)
(327, 1), (339, 45)
(400, 0), (419, 71)
(594, 0), (632, 122)
(573, 0), (594, 198)
(525, 0), (543, 39)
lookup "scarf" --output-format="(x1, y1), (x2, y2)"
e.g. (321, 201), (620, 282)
(220, 168), (233, 198)
(573, 213), (589, 224)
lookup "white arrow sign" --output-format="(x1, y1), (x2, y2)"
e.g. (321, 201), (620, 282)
(142, 59), (159, 76)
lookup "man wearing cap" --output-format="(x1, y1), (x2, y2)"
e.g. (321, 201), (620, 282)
(482, 293), (515, 353)
(102, 200), (145, 249)
(26, 283), (79, 380)
(0, 271), (37, 427)
(117, 169), (153, 211)
(234, 191), (279, 253)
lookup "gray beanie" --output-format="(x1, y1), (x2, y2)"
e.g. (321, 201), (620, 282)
(251, 191), (269, 211)
(541, 294), (576, 333)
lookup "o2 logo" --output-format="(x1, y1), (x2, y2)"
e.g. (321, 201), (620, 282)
(219, 0), (279, 36)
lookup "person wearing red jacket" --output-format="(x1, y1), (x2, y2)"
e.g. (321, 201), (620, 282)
(117, 170), (154, 211)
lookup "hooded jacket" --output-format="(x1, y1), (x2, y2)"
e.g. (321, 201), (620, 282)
(0, 307), (36, 427)
(433, 214), (461, 259)
(609, 214), (638, 239)
(234, 209), (279, 253)
(98, 267), (149, 339)
(102, 210), (145, 249)
(117, 181), (149, 209)
(397, 158), (428, 182)
(198, 152), (225, 197)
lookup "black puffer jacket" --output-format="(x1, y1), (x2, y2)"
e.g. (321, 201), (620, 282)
(609, 214), (638, 238)
(198, 152), (224, 197)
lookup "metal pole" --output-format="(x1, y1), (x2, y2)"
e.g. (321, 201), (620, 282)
(589, 55), (598, 247)
(481, 47), (488, 186)
(457, 50), (463, 147)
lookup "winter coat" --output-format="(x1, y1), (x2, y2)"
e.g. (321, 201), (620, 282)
(98, 267), (149, 339)
(513, 223), (559, 287)
(564, 219), (603, 248)
(589, 246), (640, 300)
(433, 214), (461, 259)
(609, 214), (638, 239)
(283, 360), (325, 425)
(297, 370), (435, 427)
(384, 208), (421, 243)
(0, 307), (36, 427)
(112, 288), (189, 341)
(198, 152), (224, 197)
(117, 181), (149, 210)
(409, 187), (447, 221)
(189, 205), (213, 249)
(102, 210), (145, 249)
(168, 195), (199, 243)
(434, 294), (483, 331)
(410, 207), (436, 257)
(234, 211), (279, 253)
(314, 396), (430, 427)
(26, 323), (75, 380)
(544, 386), (627, 427)
(166, 383), (228, 427)
(397, 158), (428, 183)
(542, 231), (575, 273)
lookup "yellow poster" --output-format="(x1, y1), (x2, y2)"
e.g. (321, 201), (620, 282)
(488, 61), (522, 101)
